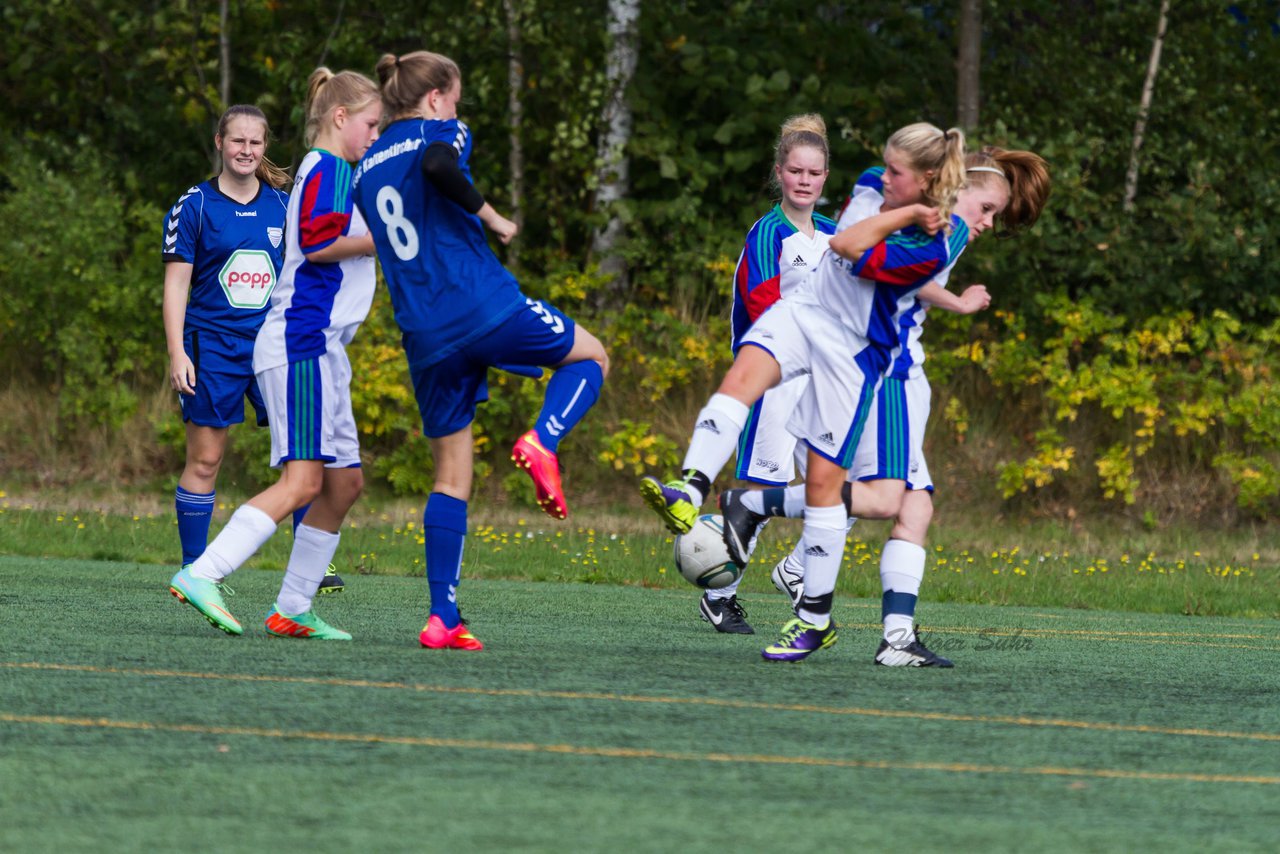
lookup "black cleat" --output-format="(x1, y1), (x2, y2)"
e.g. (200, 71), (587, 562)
(718, 489), (767, 569)
(699, 593), (755, 634)
(874, 628), (953, 667)
(316, 564), (345, 595)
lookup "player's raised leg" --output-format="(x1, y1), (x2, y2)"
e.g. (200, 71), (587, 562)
(640, 345), (780, 534)
(511, 316), (608, 520)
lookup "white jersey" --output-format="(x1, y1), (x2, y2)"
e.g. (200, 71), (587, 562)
(254, 149), (376, 373)
(833, 168), (954, 379)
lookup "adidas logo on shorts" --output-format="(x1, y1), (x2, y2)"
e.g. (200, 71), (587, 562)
(695, 418), (720, 434)
(816, 432), (835, 447)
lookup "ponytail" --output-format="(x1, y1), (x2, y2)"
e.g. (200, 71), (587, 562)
(884, 122), (967, 222)
(965, 146), (1051, 232)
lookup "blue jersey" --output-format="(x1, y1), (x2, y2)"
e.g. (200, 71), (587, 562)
(352, 118), (524, 371)
(162, 179), (289, 340)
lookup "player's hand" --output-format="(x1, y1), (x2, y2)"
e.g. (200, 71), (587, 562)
(170, 354), (196, 395)
(488, 213), (518, 245)
(911, 204), (945, 236)
(955, 284), (992, 314)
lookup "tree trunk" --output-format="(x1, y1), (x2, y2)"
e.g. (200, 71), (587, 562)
(591, 0), (640, 302)
(1124, 0), (1171, 212)
(956, 0), (981, 130)
(218, 0), (231, 109)
(505, 0), (526, 270)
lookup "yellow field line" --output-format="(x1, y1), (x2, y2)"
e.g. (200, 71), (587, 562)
(6, 661), (1279, 743)
(841, 622), (1280, 653)
(2, 712), (1275, 785)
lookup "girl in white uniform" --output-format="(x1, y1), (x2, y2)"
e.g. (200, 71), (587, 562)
(642, 124), (969, 661)
(697, 114), (837, 635)
(739, 146), (1051, 665)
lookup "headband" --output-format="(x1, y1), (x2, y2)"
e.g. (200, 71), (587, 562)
(967, 166), (1005, 176)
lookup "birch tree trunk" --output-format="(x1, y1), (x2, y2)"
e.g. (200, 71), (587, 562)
(956, 0), (982, 130)
(1124, 0), (1171, 212)
(218, 0), (231, 109)
(591, 0), (640, 299)
(505, 0), (526, 269)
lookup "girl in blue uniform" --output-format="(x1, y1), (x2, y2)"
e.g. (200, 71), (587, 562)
(162, 105), (289, 574)
(169, 70), (383, 638)
(353, 50), (609, 651)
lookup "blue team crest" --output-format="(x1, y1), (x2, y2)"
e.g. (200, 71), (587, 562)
(266, 227), (283, 248)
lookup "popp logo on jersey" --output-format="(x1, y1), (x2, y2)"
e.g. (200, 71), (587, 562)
(218, 249), (277, 310)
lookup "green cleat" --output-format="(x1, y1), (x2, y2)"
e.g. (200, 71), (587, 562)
(169, 566), (243, 635)
(264, 605), (352, 640)
(638, 476), (700, 535)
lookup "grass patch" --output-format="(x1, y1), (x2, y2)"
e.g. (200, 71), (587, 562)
(0, 487), (1276, 618)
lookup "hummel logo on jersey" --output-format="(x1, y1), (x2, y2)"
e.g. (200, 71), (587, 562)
(235, 210), (258, 217)
(695, 419), (720, 434)
(816, 432), (835, 447)
(805, 545), (829, 558)
(792, 255), (807, 266)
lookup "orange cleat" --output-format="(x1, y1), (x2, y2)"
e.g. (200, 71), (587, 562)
(511, 430), (568, 520)
(419, 614), (484, 651)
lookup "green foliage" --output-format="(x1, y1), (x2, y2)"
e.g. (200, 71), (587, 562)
(930, 294), (1280, 517)
(0, 138), (163, 430)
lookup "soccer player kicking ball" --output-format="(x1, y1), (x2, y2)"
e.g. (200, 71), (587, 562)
(353, 50), (609, 650)
(169, 68), (383, 639)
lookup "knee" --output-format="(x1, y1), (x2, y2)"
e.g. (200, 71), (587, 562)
(185, 452), (223, 482)
(891, 492), (933, 542)
(339, 469), (365, 505)
(860, 482), (907, 520)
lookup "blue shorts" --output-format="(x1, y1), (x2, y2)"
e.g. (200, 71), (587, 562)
(179, 328), (267, 428)
(409, 298), (576, 438)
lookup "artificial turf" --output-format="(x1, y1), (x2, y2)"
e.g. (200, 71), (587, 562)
(1, 556), (1278, 852)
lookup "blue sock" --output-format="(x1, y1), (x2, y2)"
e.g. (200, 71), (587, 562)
(175, 487), (215, 567)
(534, 360), (603, 452)
(424, 492), (468, 627)
(882, 590), (919, 621)
(293, 504), (311, 534)
(761, 487), (787, 517)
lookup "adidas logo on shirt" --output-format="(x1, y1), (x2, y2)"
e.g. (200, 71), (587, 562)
(695, 419), (720, 434)
(805, 545), (829, 557)
(792, 255), (807, 266)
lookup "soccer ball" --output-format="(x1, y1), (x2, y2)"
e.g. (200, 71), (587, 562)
(673, 514), (741, 589)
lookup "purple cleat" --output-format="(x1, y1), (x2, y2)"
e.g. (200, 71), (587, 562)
(761, 618), (838, 662)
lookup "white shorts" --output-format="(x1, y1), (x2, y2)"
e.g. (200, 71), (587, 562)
(735, 375), (808, 485)
(741, 301), (885, 469)
(851, 372), (933, 491)
(258, 345), (361, 469)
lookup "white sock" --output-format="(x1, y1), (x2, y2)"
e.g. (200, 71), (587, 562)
(741, 491), (765, 515)
(276, 524), (341, 616)
(706, 575), (742, 600)
(784, 484), (806, 517)
(796, 504), (847, 628)
(681, 393), (749, 504)
(189, 504), (278, 582)
(881, 539), (926, 646)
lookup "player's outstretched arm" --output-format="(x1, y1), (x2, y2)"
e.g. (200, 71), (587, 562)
(918, 282), (990, 315)
(478, 204), (518, 244)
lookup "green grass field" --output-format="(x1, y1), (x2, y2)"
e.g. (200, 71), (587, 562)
(3, 555), (1279, 852)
